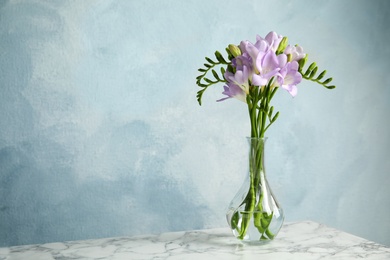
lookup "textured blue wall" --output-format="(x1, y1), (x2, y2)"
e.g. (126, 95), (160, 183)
(1, 0), (389, 247)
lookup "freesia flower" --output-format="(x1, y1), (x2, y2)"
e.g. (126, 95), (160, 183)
(217, 82), (247, 103)
(263, 31), (283, 52)
(237, 32), (282, 73)
(224, 65), (250, 94)
(232, 54), (253, 75)
(238, 41), (261, 73)
(275, 61), (302, 97)
(284, 45), (305, 62)
(252, 50), (287, 86)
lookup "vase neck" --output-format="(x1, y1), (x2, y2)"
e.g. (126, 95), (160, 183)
(247, 137), (268, 143)
(247, 137), (266, 179)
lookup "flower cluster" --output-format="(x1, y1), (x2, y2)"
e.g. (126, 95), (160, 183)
(218, 32), (305, 103)
(196, 31), (335, 138)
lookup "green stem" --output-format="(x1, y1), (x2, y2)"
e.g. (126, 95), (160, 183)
(239, 79), (281, 241)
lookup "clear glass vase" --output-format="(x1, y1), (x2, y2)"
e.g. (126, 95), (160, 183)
(226, 137), (284, 244)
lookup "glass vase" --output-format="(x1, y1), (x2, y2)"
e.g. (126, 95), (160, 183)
(226, 137), (284, 243)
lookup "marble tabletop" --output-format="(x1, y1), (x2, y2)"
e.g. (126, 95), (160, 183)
(0, 221), (389, 260)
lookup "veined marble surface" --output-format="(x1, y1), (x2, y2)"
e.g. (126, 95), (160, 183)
(0, 221), (389, 260)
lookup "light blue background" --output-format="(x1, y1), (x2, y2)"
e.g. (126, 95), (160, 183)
(1, 0), (389, 247)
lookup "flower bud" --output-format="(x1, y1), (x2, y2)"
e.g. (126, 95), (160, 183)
(228, 44), (241, 57)
(276, 37), (288, 55)
(298, 54), (308, 70)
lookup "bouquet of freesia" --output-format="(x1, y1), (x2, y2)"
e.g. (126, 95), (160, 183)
(196, 31), (335, 138)
(196, 31), (335, 242)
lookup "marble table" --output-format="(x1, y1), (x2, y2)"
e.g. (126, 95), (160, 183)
(1, 221), (389, 260)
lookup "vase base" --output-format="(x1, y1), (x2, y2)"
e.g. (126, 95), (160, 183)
(227, 206), (284, 243)
(238, 239), (273, 245)
(231, 228), (279, 244)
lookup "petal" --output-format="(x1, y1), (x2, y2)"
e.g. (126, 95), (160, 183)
(282, 85), (298, 97)
(284, 71), (302, 86)
(258, 51), (279, 75)
(217, 83), (247, 103)
(277, 54), (288, 68)
(252, 74), (269, 86)
(246, 43), (259, 62)
(265, 31), (278, 44)
(265, 31), (283, 51)
(289, 61), (299, 71)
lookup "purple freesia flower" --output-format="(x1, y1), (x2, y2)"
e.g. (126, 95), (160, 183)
(217, 82), (247, 103)
(263, 31), (283, 52)
(275, 61), (302, 97)
(284, 45), (305, 62)
(234, 32), (283, 81)
(238, 41), (261, 73)
(224, 65), (250, 94)
(252, 50), (287, 86)
(232, 54), (253, 74)
(239, 40), (262, 63)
